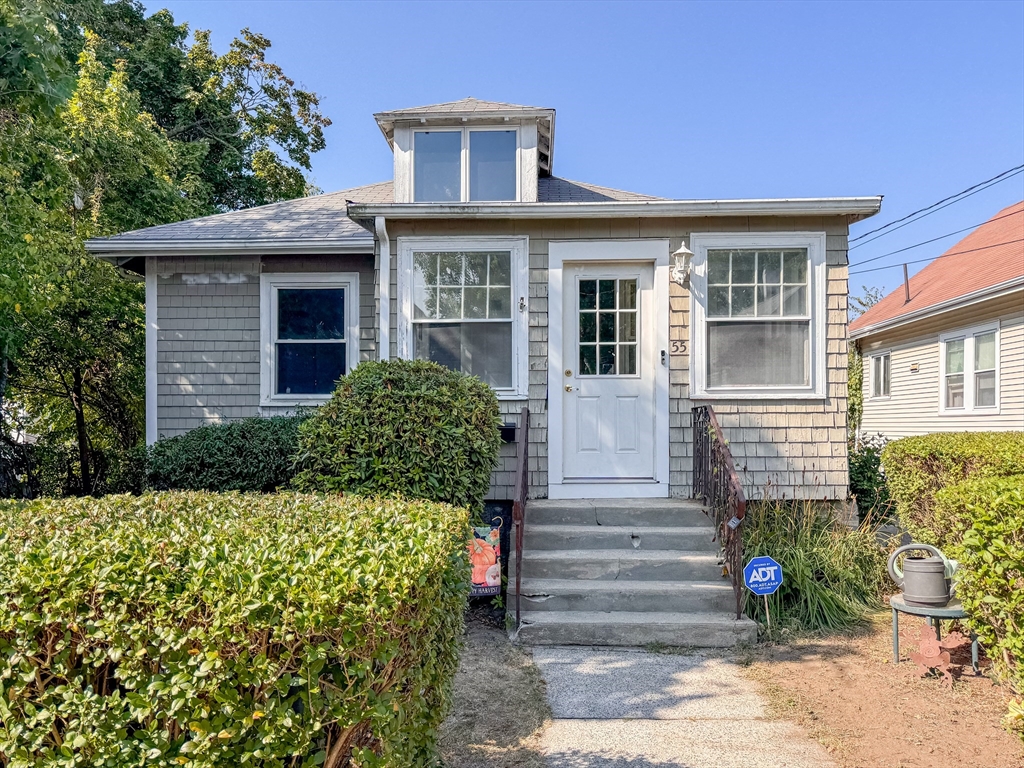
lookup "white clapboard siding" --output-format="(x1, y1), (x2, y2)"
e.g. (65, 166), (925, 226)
(860, 291), (1024, 438)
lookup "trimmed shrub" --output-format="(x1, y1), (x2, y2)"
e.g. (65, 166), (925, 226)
(848, 434), (891, 521)
(881, 431), (1024, 547)
(742, 499), (888, 633)
(148, 416), (306, 493)
(0, 492), (471, 766)
(293, 360), (502, 514)
(944, 475), (1024, 740)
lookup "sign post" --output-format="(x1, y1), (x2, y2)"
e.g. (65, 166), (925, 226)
(743, 555), (784, 632)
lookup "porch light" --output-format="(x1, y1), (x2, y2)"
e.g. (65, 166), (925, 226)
(671, 241), (693, 287)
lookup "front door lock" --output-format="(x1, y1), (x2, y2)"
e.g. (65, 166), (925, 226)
(564, 369), (572, 377)
(564, 385), (574, 392)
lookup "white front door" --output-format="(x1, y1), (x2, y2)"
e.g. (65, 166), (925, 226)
(561, 263), (657, 482)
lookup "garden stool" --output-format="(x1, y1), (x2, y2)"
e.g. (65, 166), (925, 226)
(890, 593), (980, 675)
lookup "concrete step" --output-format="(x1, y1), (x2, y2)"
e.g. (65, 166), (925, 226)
(527, 499), (710, 527)
(524, 524), (718, 552)
(516, 578), (738, 614)
(519, 549), (722, 581)
(516, 610), (758, 648)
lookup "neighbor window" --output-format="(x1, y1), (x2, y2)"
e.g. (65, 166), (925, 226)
(260, 273), (360, 406)
(413, 128), (518, 202)
(399, 237), (528, 397)
(940, 324), (999, 413)
(690, 233), (826, 398)
(871, 352), (891, 398)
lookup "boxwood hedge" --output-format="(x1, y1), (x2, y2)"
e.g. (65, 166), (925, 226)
(880, 431), (1024, 547)
(0, 492), (471, 766)
(943, 475), (1024, 739)
(292, 360), (502, 514)
(148, 416), (306, 493)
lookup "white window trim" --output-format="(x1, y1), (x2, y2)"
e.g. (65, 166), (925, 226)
(938, 321), (1000, 414)
(689, 232), (828, 399)
(411, 126), (521, 203)
(259, 272), (361, 408)
(868, 350), (892, 400)
(396, 236), (529, 399)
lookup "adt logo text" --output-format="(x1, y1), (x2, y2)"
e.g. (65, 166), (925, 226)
(743, 555), (783, 596)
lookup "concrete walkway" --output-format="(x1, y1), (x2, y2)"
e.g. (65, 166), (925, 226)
(532, 647), (837, 768)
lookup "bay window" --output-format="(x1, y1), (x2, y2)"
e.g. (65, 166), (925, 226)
(940, 324), (999, 413)
(690, 233), (826, 398)
(413, 128), (518, 202)
(260, 273), (360, 406)
(398, 237), (529, 397)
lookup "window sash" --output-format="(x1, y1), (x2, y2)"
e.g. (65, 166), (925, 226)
(939, 326), (999, 412)
(412, 127), (519, 203)
(871, 353), (890, 398)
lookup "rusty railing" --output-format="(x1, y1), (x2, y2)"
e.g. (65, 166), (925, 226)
(692, 405), (747, 619)
(511, 406), (530, 632)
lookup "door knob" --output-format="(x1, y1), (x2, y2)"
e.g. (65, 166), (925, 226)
(564, 385), (574, 392)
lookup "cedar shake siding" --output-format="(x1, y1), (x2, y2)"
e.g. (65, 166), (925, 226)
(385, 215), (853, 502)
(155, 254), (375, 439)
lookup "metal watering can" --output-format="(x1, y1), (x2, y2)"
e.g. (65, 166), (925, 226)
(887, 543), (958, 608)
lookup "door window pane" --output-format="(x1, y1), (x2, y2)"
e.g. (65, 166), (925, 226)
(277, 342), (347, 395)
(707, 321), (810, 387)
(469, 130), (516, 201)
(578, 277), (639, 376)
(414, 131), (461, 202)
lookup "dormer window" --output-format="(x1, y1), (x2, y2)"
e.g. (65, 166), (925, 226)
(413, 128), (518, 202)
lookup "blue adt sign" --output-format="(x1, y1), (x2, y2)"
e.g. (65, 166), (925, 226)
(744, 556), (783, 596)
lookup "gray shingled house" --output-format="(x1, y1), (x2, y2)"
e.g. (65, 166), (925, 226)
(87, 98), (882, 645)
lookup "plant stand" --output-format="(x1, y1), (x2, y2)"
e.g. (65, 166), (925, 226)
(890, 593), (980, 675)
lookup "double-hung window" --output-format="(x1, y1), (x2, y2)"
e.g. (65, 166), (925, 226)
(690, 233), (826, 398)
(870, 352), (891, 398)
(259, 273), (360, 407)
(398, 237), (528, 397)
(939, 324), (999, 413)
(413, 128), (519, 202)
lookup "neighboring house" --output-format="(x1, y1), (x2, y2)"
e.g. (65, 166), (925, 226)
(850, 201), (1024, 439)
(87, 98), (885, 645)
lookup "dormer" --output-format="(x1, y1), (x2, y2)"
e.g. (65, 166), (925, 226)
(374, 98), (555, 203)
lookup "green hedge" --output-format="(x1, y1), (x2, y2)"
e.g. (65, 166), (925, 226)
(148, 416), (306, 493)
(0, 492), (471, 766)
(293, 360), (502, 515)
(881, 431), (1024, 547)
(944, 475), (1024, 739)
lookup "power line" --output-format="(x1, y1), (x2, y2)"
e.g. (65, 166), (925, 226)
(848, 208), (1024, 268)
(848, 238), (1024, 275)
(849, 164), (1024, 249)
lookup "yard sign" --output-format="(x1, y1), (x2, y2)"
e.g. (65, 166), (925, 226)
(743, 555), (783, 631)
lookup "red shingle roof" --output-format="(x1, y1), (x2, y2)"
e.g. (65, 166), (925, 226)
(849, 201), (1024, 335)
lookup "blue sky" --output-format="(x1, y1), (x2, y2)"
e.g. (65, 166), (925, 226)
(141, 0), (1024, 298)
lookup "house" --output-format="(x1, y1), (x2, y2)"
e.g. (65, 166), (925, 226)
(850, 201), (1024, 439)
(87, 98), (881, 645)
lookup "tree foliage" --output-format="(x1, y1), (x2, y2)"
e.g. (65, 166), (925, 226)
(1, 0), (331, 496)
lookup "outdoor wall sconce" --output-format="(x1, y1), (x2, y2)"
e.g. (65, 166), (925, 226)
(671, 240), (693, 287)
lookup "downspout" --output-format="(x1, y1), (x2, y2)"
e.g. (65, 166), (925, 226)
(375, 216), (390, 360)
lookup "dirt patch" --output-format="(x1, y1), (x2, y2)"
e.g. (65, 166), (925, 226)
(742, 611), (1023, 768)
(438, 615), (550, 768)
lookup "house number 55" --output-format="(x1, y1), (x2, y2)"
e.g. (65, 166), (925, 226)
(670, 341), (687, 355)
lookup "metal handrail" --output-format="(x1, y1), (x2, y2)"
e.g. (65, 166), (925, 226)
(692, 405), (747, 619)
(511, 406), (529, 632)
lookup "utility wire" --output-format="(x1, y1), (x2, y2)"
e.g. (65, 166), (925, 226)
(848, 238), (1024, 275)
(849, 164), (1024, 249)
(848, 208), (1024, 268)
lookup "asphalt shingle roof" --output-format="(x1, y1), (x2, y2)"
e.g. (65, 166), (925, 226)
(374, 97), (552, 117)
(87, 177), (662, 248)
(849, 201), (1024, 334)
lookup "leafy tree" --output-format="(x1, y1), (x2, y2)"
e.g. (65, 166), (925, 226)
(847, 286), (883, 437)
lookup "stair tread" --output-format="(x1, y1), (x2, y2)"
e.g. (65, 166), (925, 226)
(525, 524), (715, 534)
(518, 578), (733, 593)
(528, 499), (706, 509)
(521, 549), (720, 560)
(521, 610), (754, 626)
